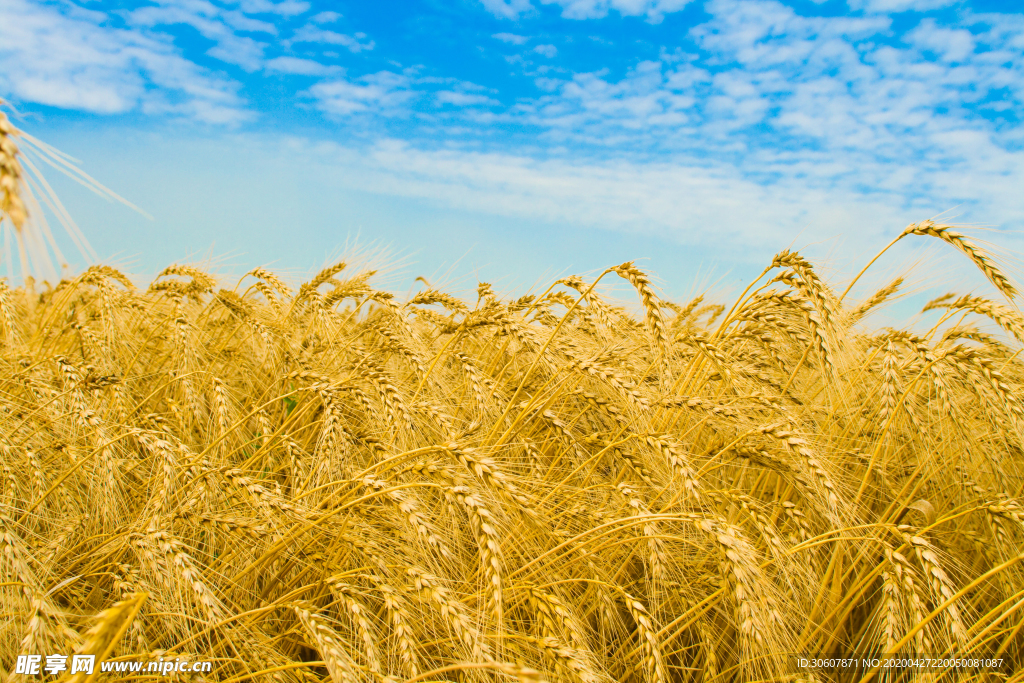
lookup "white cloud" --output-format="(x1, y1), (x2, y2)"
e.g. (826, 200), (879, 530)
(290, 25), (374, 53)
(493, 32), (530, 45)
(541, 0), (694, 22)
(847, 0), (951, 13)
(435, 91), (500, 106)
(492, 0), (1024, 238)
(907, 19), (975, 62)
(308, 72), (414, 116)
(312, 11), (342, 23)
(266, 56), (339, 75)
(128, 2), (276, 71)
(534, 44), (558, 57)
(513, 0), (1022, 161)
(0, 0), (375, 111)
(482, 0), (694, 21)
(206, 36), (267, 71)
(238, 0), (310, 16)
(0, 0), (246, 122)
(285, 137), (988, 256)
(516, 60), (700, 134)
(480, 0), (534, 19)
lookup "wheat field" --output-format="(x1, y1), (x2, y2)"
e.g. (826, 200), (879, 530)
(2, 109), (1024, 683)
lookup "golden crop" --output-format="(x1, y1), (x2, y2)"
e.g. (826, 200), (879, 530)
(2, 110), (1023, 683)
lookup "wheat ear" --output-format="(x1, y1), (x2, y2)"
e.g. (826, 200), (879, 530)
(901, 221), (1018, 300)
(0, 106), (28, 231)
(64, 593), (148, 683)
(614, 262), (670, 368)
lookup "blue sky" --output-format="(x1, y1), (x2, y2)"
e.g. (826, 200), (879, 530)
(1, 0), (1023, 298)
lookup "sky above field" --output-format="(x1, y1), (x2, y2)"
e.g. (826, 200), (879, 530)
(1, 0), (1023, 297)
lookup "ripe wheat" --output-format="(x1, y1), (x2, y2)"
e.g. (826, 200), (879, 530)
(1, 109), (1023, 682)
